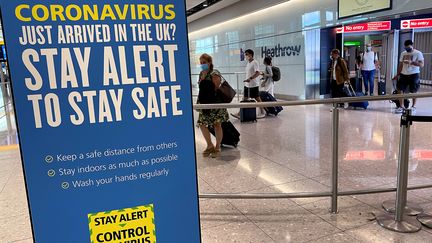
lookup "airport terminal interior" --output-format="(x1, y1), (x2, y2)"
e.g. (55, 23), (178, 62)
(2, 0), (432, 242)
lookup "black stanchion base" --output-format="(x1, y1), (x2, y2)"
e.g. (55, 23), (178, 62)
(328, 208), (338, 214)
(417, 213), (432, 229)
(376, 213), (422, 233)
(382, 200), (423, 216)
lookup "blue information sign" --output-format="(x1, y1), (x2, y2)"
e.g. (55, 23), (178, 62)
(0, 1), (200, 242)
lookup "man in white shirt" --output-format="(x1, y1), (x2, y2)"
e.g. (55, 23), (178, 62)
(243, 49), (261, 100)
(392, 40), (424, 114)
(243, 49), (265, 116)
(361, 44), (378, 96)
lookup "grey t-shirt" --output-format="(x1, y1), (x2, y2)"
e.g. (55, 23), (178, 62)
(400, 49), (424, 75)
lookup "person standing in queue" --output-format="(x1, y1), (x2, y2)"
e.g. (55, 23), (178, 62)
(197, 54), (229, 158)
(243, 49), (265, 117)
(361, 44), (378, 96)
(330, 49), (349, 104)
(260, 56), (274, 96)
(393, 40), (424, 114)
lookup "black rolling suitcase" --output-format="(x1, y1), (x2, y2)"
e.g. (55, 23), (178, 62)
(240, 88), (257, 122)
(378, 70), (386, 95)
(259, 91), (283, 116)
(208, 121), (240, 147)
(349, 77), (359, 92)
(378, 82), (386, 95)
(350, 92), (369, 109)
(344, 82), (369, 109)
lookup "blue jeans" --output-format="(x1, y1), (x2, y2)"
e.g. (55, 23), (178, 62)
(362, 70), (375, 95)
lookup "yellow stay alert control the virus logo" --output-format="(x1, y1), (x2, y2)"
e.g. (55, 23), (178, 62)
(88, 205), (156, 243)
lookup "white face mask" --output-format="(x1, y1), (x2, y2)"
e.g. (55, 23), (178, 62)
(367, 47), (372, 52)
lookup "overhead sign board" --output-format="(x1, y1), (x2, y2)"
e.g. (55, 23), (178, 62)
(401, 18), (432, 29)
(344, 41), (361, 46)
(337, 21), (391, 33)
(339, 0), (392, 19)
(0, 1), (201, 242)
(371, 40), (383, 45)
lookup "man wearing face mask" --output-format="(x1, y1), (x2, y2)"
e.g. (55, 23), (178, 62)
(361, 44), (378, 96)
(392, 40), (424, 114)
(330, 49), (349, 101)
(243, 49), (265, 117)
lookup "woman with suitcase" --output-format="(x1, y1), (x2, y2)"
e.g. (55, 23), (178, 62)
(197, 54), (229, 158)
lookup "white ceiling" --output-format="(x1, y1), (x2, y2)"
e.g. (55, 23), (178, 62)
(186, 0), (206, 10)
(186, 0), (241, 22)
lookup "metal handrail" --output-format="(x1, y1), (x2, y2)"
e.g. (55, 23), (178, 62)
(194, 92), (432, 109)
(200, 184), (432, 199)
(191, 72), (246, 75)
(195, 93), (432, 217)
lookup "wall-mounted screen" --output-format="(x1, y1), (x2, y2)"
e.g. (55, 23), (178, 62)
(339, 0), (392, 19)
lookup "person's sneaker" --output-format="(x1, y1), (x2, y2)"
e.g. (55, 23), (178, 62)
(410, 107), (416, 115)
(395, 107), (404, 114)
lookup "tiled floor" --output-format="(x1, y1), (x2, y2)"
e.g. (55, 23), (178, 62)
(1, 92), (432, 242)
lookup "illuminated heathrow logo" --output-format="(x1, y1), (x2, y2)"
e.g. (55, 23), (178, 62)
(261, 44), (302, 59)
(355, 0), (369, 6)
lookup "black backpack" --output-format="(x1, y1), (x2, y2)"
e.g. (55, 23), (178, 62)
(271, 66), (281, 81)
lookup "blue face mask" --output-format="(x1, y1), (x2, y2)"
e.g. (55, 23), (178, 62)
(405, 47), (413, 52)
(200, 64), (209, 71)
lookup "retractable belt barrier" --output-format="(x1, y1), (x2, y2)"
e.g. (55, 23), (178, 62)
(194, 92), (432, 110)
(195, 93), (432, 230)
(377, 111), (432, 232)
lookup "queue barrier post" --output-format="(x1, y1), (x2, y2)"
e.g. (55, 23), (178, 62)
(330, 104), (339, 214)
(376, 109), (422, 233)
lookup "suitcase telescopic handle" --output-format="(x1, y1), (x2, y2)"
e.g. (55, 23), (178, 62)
(345, 81), (356, 97)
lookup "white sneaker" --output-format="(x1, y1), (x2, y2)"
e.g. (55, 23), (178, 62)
(395, 107), (404, 114)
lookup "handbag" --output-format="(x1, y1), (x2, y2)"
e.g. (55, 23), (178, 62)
(217, 77), (236, 103)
